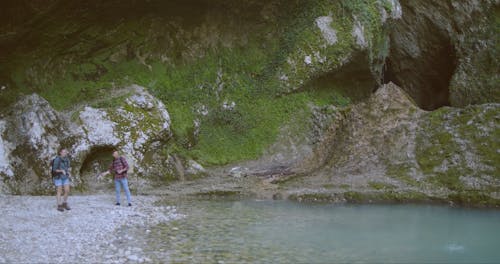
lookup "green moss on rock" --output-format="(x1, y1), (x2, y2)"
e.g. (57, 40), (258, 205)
(416, 104), (499, 191)
(0, 0), (395, 166)
(343, 191), (432, 204)
(368, 181), (396, 190)
(386, 163), (419, 186)
(448, 191), (500, 207)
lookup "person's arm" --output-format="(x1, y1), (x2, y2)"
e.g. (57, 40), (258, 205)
(99, 171), (110, 178)
(98, 163), (113, 179)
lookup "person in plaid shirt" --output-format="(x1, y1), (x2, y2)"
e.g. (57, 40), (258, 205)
(99, 150), (132, 206)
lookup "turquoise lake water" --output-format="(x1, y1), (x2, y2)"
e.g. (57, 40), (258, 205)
(146, 200), (500, 263)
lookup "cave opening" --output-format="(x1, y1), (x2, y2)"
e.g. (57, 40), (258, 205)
(382, 38), (458, 111)
(380, 0), (460, 111)
(300, 52), (377, 104)
(79, 145), (116, 193)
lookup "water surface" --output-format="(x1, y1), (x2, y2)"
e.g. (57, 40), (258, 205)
(145, 200), (500, 263)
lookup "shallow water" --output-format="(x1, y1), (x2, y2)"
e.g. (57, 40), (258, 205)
(145, 200), (500, 263)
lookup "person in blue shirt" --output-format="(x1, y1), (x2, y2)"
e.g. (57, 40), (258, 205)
(52, 148), (71, 212)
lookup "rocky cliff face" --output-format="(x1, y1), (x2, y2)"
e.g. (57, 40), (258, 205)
(313, 83), (499, 194)
(385, 0), (499, 109)
(0, 0), (498, 202)
(269, 83), (499, 205)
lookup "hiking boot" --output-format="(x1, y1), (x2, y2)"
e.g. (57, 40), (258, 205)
(57, 205), (64, 212)
(62, 202), (71, 210)
(128, 203), (132, 207)
(115, 203), (120, 206)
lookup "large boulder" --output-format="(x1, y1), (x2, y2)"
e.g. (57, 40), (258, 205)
(0, 94), (73, 194)
(72, 85), (174, 192)
(320, 82), (422, 179)
(0, 85), (174, 194)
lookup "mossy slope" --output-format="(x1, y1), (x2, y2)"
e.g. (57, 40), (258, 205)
(0, 0), (395, 166)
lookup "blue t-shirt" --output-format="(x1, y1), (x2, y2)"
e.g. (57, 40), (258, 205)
(53, 156), (70, 179)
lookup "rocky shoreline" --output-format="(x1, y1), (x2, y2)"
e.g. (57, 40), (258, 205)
(144, 172), (500, 209)
(0, 195), (183, 263)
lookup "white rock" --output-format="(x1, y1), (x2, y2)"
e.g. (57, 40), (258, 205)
(0, 121), (14, 177)
(352, 19), (368, 48)
(15, 95), (61, 157)
(279, 74), (289, 81)
(128, 94), (154, 110)
(389, 0), (403, 19)
(222, 101), (236, 110)
(79, 106), (120, 146)
(229, 166), (248, 178)
(197, 105), (209, 116)
(313, 51), (326, 64)
(186, 160), (206, 176)
(157, 101), (171, 131)
(304, 55), (312, 65)
(315, 16), (337, 45)
(134, 131), (148, 149)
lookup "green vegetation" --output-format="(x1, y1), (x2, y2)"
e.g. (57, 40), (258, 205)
(386, 163), (419, 186)
(90, 93), (132, 109)
(193, 190), (244, 200)
(452, 106), (500, 177)
(322, 184), (336, 189)
(343, 191), (431, 204)
(449, 7), (500, 106)
(368, 181), (396, 190)
(448, 191), (500, 207)
(0, 0), (391, 166)
(289, 190), (431, 204)
(416, 105), (499, 192)
(289, 190), (500, 207)
(416, 108), (464, 190)
(288, 192), (341, 203)
(264, 0), (388, 94)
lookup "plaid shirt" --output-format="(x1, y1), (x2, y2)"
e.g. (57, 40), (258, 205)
(109, 156), (129, 179)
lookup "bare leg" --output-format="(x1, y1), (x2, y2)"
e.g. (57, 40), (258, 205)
(63, 184), (70, 203)
(56, 186), (63, 205)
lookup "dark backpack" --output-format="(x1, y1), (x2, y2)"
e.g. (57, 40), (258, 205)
(50, 156), (58, 177)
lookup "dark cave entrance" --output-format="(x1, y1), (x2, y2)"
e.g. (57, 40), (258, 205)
(381, 2), (459, 111)
(301, 52), (377, 104)
(79, 146), (116, 193)
(382, 40), (458, 111)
